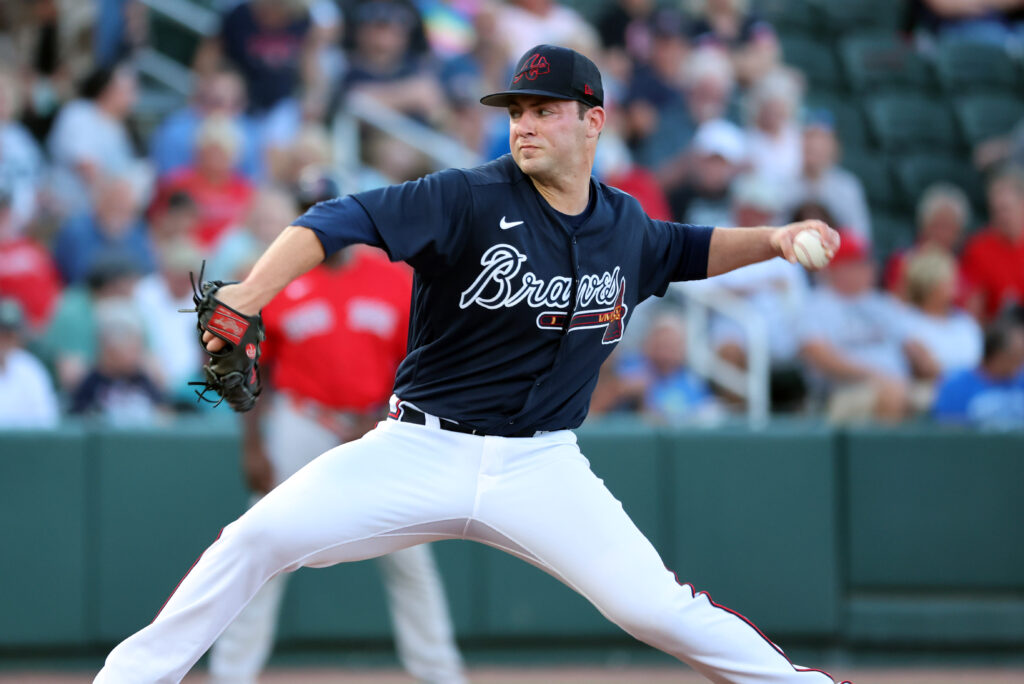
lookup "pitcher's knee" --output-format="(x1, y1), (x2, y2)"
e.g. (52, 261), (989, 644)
(218, 513), (291, 570)
(602, 582), (705, 646)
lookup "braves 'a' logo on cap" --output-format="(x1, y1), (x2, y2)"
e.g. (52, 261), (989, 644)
(512, 54), (551, 83)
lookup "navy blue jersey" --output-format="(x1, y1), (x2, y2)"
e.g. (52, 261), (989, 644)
(293, 154), (712, 435)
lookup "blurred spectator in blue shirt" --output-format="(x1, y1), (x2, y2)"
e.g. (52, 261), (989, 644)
(195, 0), (316, 115)
(149, 68), (264, 182)
(69, 298), (166, 425)
(52, 174), (156, 285)
(906, 0), (1024, 49)
(623, 7), (693, 169)
(0, 298), (59, 429)
(333, 0), (448, 127)
(47, 63), (149, 217)
(668, 118), (746, 227)
(594, 313), (720, 424)
(687, 0), (780, 87)
(597, 0), (659, 64)
(0, 67), (45, 233)
(94, 0), (149, 67)
(933, 315), (1024, 428)
(40, 254), (141, 394)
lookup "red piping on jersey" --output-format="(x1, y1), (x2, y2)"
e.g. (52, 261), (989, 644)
(668, 569), (851, 684)
(152, 527), (224, 622)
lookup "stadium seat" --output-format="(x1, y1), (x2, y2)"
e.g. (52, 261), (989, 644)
(804, 94), (871, 149)
(839, 33), (934, 94)
(841, 151), (901, 212)
(934, 40), (1021, 95)
(752, 0), (821, 35)
(954, 93), (1024, 146)
(864, 93), (962, 154)
(893, 153), (986, 216)
(780, 33), (846, 94)
(869, 210), (917, 263)
(815, 0), (904, 36)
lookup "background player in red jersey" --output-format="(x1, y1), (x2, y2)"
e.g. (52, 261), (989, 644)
(208, 243), (466, 684)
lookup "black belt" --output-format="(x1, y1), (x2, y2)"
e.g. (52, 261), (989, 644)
(395, 404), (539, 438)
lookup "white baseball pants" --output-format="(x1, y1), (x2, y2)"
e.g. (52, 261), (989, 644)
(208, 396), (465, 684)
(96, 415), (847, 684)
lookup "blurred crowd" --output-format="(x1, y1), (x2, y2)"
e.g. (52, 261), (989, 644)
(0, 0), (1023, 431)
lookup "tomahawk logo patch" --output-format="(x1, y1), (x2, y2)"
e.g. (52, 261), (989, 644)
(512, 53), (551, 82)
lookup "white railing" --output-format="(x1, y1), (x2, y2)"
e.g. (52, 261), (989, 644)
(137, 0), (219, 37)
(133, 0), (220, 100)
(677, 285), (771, 427)
(135, 46), (195, 96)
(331, 91), (483, 182)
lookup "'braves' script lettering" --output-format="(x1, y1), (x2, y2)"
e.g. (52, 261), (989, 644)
(460, 244), (623, 311)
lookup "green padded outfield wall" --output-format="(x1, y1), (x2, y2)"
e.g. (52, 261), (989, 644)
(91, 422), (248, 641)
(664, 426), (841, 639)
(843, 427), (1024, 646)
(2, 422), (1023, 652)
(0, 428), (90, 645)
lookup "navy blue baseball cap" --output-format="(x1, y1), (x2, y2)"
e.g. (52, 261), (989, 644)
(480, 44), (603, 109)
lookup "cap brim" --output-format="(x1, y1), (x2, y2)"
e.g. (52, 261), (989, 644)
(480, 89), (586, 108)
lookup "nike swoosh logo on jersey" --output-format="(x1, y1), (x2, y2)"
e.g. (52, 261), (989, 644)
(499, 216), (524, 230)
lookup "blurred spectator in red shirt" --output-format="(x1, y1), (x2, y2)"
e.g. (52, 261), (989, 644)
(149, 191), (199, 252)
(598, 130), (672, 221)
(150, 115), (255, 251)
(0, 183), (60, 333)
(960, 165), (1024, 322)
(885, 182), (970, 298)
(207, 185), (300, 282)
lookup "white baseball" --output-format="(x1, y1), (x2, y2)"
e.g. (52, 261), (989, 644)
(793, 230), (830, 270)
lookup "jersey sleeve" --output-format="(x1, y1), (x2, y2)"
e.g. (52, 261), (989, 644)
(291, 195), (386, 257)
(638, 219), (714, 301)
(350, 168), (474, 273)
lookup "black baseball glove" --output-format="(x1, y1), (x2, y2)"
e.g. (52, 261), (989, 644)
(183, 267), (264, 412)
